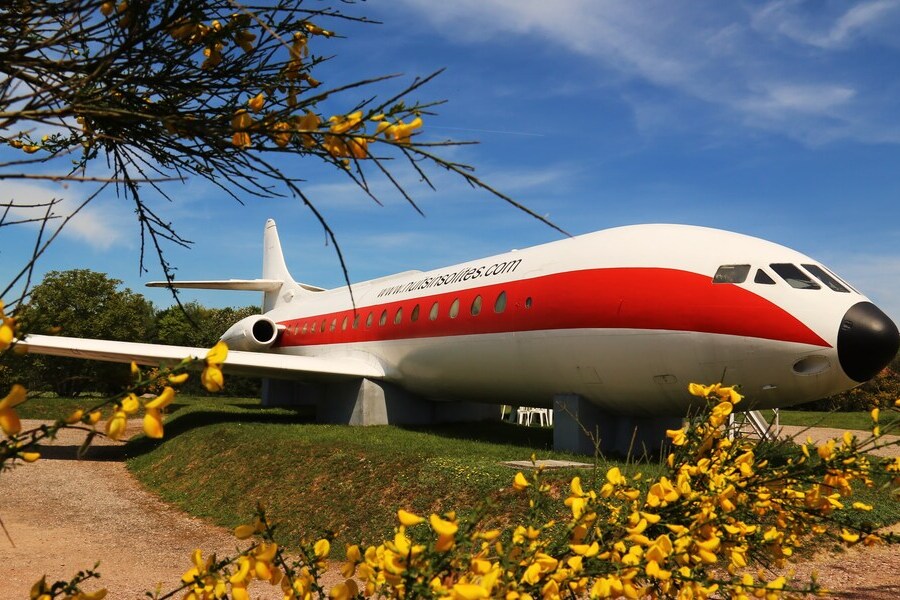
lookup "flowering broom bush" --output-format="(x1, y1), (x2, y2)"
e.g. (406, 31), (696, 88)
(6, 349), (897, 599)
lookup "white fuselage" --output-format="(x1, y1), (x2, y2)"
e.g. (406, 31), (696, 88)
(260, 225), (871, 416)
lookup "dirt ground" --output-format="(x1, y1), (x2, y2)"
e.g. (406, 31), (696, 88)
(1, 421), (898, 599)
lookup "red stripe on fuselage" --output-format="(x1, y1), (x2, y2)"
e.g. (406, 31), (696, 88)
(274, 268), (829, 348)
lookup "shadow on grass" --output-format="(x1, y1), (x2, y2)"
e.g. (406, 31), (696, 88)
(124, 407), (316, 458)
(398, 421), (555, 451)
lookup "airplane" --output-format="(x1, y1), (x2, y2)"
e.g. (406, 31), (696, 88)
(20, 219), (899, 455)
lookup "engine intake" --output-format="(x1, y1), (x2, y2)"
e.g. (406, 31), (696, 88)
(219, 315), (280, 352)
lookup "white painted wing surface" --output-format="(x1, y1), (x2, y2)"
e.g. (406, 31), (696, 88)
(19, 334), (384, 380)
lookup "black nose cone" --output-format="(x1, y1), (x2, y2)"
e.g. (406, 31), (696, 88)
(838, 302), (899, 383)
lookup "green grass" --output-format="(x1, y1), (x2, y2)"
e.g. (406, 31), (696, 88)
(122, 396), (643, 550)
(15, 393), (105, 421)
(772, 409), (900, 431)
(19, 395), (900, 551)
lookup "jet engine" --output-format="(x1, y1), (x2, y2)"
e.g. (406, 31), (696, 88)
(219, 315), (281, 351)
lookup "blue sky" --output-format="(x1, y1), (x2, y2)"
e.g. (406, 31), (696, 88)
(3, 0), (900, 324)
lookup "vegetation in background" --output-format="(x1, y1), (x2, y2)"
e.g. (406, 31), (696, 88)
(795, 354), (900, 411)
(4, 270), (262, 398)
(15, 270), (155, 396)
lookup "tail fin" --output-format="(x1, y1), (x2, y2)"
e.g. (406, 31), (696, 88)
(147, 219), (324, 311)
(263, 219), (298, 311)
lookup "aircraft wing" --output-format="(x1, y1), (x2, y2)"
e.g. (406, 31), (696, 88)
(18, 334), (385, 381)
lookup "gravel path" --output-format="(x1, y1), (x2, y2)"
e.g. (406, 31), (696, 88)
(1, 421), (898, 599)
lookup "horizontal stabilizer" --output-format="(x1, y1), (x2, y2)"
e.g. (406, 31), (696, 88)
(146, 279), (284, 291)
(146, 279), (326, 292)
(19, 334), (384, 380)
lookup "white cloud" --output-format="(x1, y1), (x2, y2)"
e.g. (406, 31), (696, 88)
(744, 83), (856, 116)
(391, 0), (900, 145)
(753, 0), (900, 49)
(0, 180), (131, 250)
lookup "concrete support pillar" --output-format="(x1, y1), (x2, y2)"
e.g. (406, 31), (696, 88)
(261, 377), (498, 426)
(553, 394), (682, 458)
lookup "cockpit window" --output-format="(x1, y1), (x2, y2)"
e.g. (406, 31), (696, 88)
(802, 264), (850, 293)
(754, 269), (776, 285)
(713, 264), (750, 284)
(770, 263), (820, 290)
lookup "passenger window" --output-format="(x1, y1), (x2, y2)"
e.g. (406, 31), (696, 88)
(341, 316), (348, 331)
(329, 318), (336, 332)
(525, 297), (533, 309)
(353, 314), (360, 329)
(802, 264), (850, 293)
(379, 309), (388, 326)
(494, 291), (507, 313)
(754, 269), (776, 285)
(411, 304), (420, 322)
(449, 298), (460, 319)
(770, 263), (821, 290)
(713, 264), (750, 284)
(471, 295), (482, 316)
(320, 319), (327, 333)
(366, 312), (373, 327)
(301, 322), (308, 334)
(429, 302), (439, 321)
(394, 307), (403, 325)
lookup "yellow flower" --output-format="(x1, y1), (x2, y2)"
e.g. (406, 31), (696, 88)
(0, 384), (27, 436)
(201, 364), (224, 392)
(143, 408), (164, 439)
(430, 513), (458, 536)
(146, 386), (175, 410)
(20, 451), (40, 462)
(666, 427), (687, 446)
(329, 580), (359, 600)
(248, 92), (265, 113)
(206, 341), (228, 364)
(378, 116), (423, 144)
(271, 122), (293, 148)
(840, 529), (860, 543)
(870, 407), (880, 422)
(606, 466), (626, 485)
(88, 410), (101, 425)
(0, 317), (14, 351)
(168, 372), (189, 385)
(688, 382), (715, 397)
(512, 471), (530, 491)
(105, 409), (128, 441)
(347, 136), (368, 159)
(451, 583), (489, 599)
(234, 524), (256, 539)
(232, 131), (252, 148)
(121, 393), (140, 414)
(329, 111), (363, 135)
(232, 109), (252, 131)
(398, 509), (425, 526)
(314, 538), (331, 559)
(65, 409), (84, 425)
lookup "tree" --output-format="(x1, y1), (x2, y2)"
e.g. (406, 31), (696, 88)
(798, 353), (900, 411)
(18, 269), (155, 396)
(154, 301), (261, 396)
(0, 0), (557, 310)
